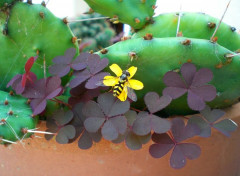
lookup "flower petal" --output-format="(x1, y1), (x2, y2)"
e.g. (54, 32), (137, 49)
(181, 63), (197, 86)
(110, 64), (122, 77)
(128, 66), (137, 79)
(128, 79), (143, 90)
(103, 76), (118, 86)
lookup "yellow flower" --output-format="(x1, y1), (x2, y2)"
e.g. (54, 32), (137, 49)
(103, 64), (144, 101)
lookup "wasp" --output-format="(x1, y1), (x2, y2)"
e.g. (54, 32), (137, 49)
(102, 64), (144, 102)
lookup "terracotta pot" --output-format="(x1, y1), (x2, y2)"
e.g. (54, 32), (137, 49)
(1, 103), (240, 176)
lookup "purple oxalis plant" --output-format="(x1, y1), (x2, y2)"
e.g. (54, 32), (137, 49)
(149, 118), (201, 169)
(163, 63), (217, 111)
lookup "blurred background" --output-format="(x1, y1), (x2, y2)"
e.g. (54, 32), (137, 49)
(24, 0), (240, 52)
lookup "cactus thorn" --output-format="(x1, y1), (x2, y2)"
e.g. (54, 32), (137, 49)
(26, 99), (31, 105)
(143, 33), (153, 40)
(0, 137), (17, 144)
(211, 0), (232, 41)
(89, 50), (94, 54)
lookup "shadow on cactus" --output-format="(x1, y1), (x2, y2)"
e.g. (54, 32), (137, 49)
(6, 48), (238, 169)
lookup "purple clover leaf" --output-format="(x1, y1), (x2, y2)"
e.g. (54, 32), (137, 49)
(45, 109), (76, 144)
(112, 110), (151, 150)
(83, 93), (129, 141)
(132, 92), (172, 136)
(68, 83), (107, 106)
(149, 118), (201, 169)
(163, 63), (216, 111)
(22, 77), (63, 115)
(49, 48), (87, 77)
(69, 53), (109, 89)
(72, 103), (102, 149)
(188, 106), (238, 137)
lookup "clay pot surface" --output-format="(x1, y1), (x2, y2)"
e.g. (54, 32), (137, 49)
(1, 103), (240, 176)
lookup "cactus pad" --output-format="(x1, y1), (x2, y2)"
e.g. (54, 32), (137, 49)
(133, 12), (240, 52)
(83, 0), (157, 29)
(0, 91), (38, 144)
(98, 37), (240, 115)
(0, 2), (78, 90)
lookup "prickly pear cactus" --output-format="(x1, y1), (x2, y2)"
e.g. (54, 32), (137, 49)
(133, 12), (240, 52)
(0, 91), (38, 144)
(98, 37), (240, 115)
(0, 1), (78, 90)
(70, 13), (115, 52)
(83, 0), (157, 29)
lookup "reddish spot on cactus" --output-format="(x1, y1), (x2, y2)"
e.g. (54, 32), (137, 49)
(63, 17), (68, 24)
(211, 36), (218, 43)
(72, 37), (77, 43)
(4, 100), (8, 105)
(135, 18), (140, 24)
(8, 111), (13, 116)
(21, 128), (28, 134)
(9, 91), (14, 96)
(39, 12), (44, 18)
(152, 5), (157, 10)
(181, 39), (191, 45)
(100, 49), (108, 54)
(215, 62), (223, 69)
(121, 36), (131, 41)
(41, 1), (46, 7)
(187, 59), (192, 63)
(129, 52), (137, 61)
(177, 31), (183, 37)
(143, 33), (153, 40)
(208, 22), (216, 29)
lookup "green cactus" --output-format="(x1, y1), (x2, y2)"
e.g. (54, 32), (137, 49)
(0, 91), (38, 144)
(70, 13), (115, 52)
(0, 1), (78, 90)
(133, 12), (240, 52)
(83, 0), (157, 29)
(98, 37), (240, 115)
